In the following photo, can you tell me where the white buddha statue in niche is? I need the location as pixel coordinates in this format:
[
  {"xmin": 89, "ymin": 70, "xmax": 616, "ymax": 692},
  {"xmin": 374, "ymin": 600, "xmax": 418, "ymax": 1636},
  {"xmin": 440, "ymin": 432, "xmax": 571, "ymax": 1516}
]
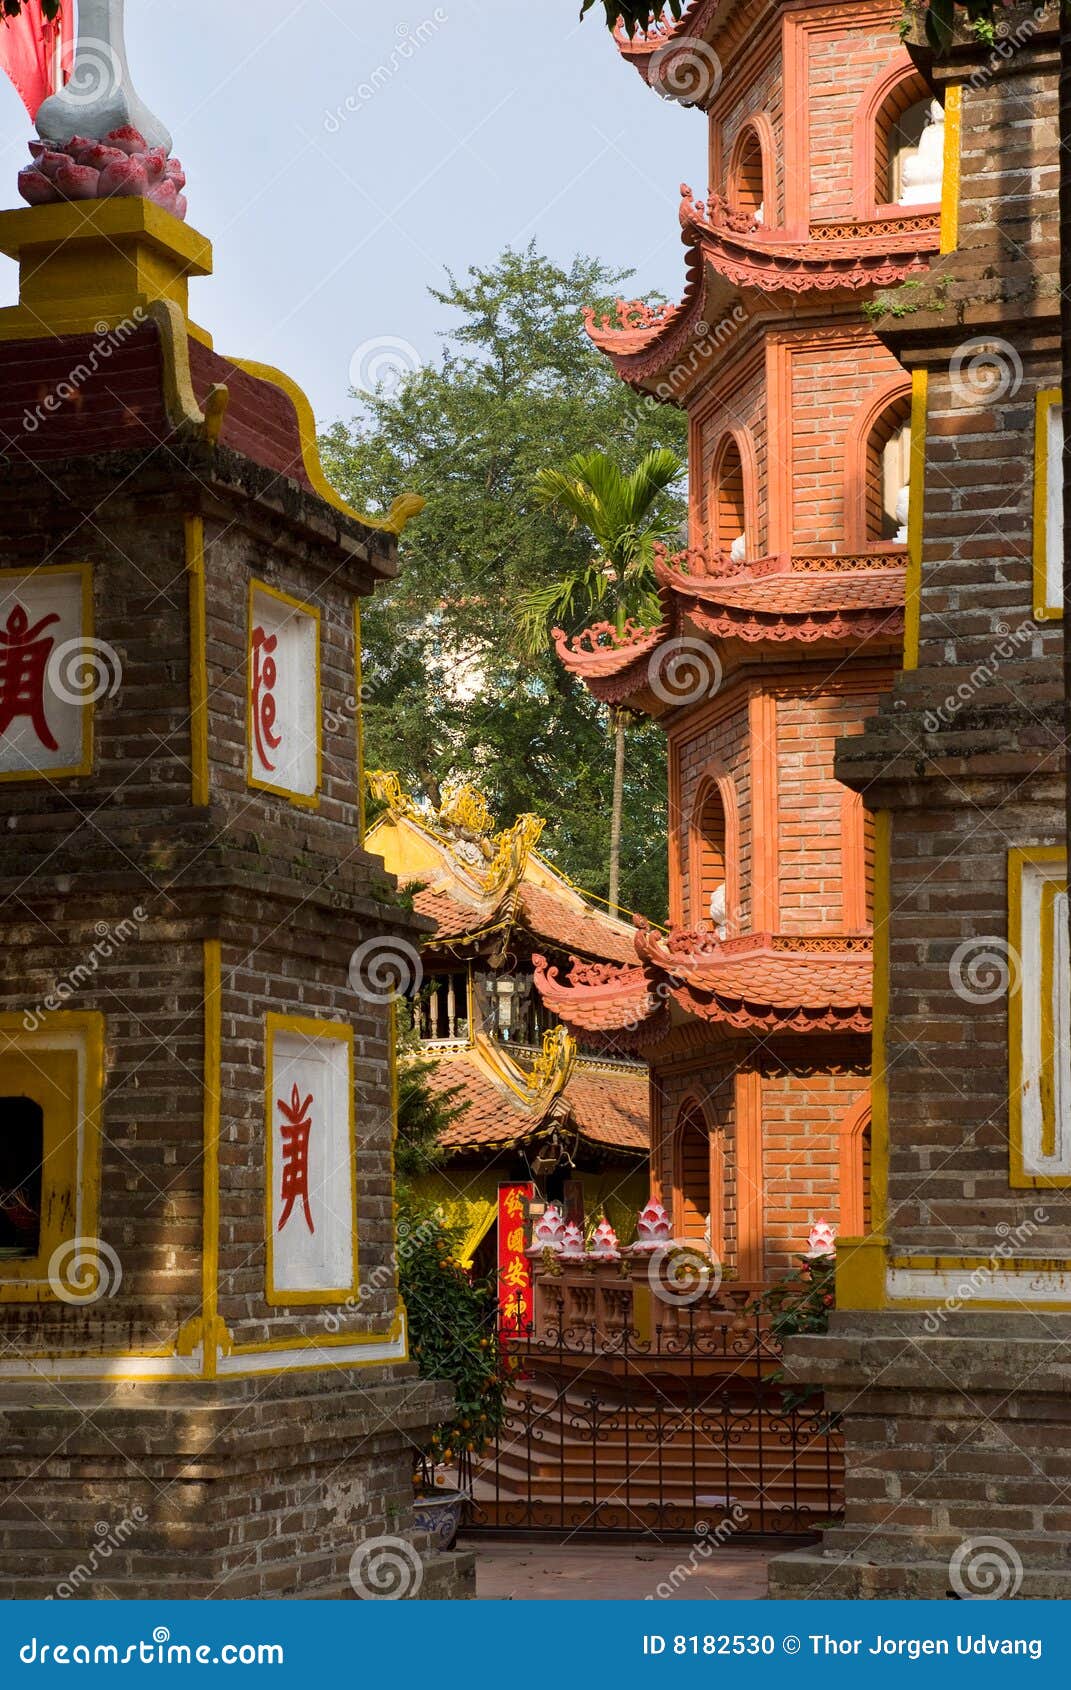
[
  {"xmin": 898, "ymin": 99, "xmax": 945, "ymax": 205},
  {"xmin": 730, "ymin": 532, "xmax": 747, "ymax": 565},
  {"xmin": 709, "ymin": 883, "xmax": 729, "ymax": 940},
  {"xmin": 893, "ymin": 483, "xmax": 910, "ymax": 545}
]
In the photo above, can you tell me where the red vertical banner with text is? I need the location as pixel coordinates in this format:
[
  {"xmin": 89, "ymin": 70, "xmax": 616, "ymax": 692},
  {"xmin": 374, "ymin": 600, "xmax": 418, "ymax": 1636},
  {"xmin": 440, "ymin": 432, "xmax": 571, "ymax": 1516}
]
[{"xmin": 497, "ymin": 1182, "xmax": 534, "ymax": 1334}]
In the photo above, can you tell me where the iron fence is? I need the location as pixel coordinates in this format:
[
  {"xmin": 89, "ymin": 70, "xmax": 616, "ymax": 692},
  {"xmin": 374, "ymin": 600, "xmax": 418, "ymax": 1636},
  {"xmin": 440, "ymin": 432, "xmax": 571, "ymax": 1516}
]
[{"xmin": 457, "ymin": 1304, "xmax": 843, "ymax": 1539}]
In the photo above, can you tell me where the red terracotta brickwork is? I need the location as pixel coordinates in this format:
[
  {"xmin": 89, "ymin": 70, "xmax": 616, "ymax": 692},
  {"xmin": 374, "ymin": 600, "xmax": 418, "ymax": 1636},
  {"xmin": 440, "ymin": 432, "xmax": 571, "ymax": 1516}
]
[
  {"xmin": 777, "ymin": 680, "xmax": 891, "ymax": 932},
  {"xmin": 806, "ymin": 18, "xmax": 903, "ymax": 221},
  {"xmin": 785, "ymin": 334, "xmax": 905, "ymax": 549},
  {"xmin": 761, "ymin": 1068, "xmax": 869, "ymax": 1273},
  {"xmin": 547, "ymin": 0, "xmax": 921, "ymax": 1299}
]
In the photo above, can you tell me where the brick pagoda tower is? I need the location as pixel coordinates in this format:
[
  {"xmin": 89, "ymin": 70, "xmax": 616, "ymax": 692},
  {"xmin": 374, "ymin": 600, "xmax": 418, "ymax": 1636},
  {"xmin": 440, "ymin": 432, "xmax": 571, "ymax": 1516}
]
[
  {"xmin": 540, "ymin": 0, "xmax": 941, "ymax": 1285},
  {"xmin": 0, "ymin": 3, "xmax": 471, "ymax": 1599},
  {"xmin": 771, "ymin": 2, "xmax": 1071, "ymax": 1599}
]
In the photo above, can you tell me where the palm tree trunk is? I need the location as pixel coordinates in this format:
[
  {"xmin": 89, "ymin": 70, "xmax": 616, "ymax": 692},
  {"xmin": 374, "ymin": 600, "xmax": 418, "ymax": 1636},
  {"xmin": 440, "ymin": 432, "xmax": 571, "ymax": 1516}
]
[
  {"xmin": 1063, "ymin": 9, "xmax": 1071, "ymax": 941},
  {"xmin": 609, "ymin": 710, "xmax": 626, "ymax": 916}
]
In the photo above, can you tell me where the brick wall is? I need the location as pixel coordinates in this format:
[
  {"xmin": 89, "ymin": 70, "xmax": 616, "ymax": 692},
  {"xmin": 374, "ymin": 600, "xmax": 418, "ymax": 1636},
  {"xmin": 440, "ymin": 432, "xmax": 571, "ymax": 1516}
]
[
  {"xmin": 0, "ymin": 448, "xmax": 422, "ymax": 1355},
  {"xmin": 786, "ymin": 333, "xmax": 906, "ymax": 550},
  {"xmin": 777, "ymin": 681, "xmax": 889, "ymax": 931},
  {"xmin": 761, "ymin": 1065, "xmax": 869, "ymax": 1272},
  {"xmin": 807, "ymin": 17, "xmax": 903, "ymax": 221}
]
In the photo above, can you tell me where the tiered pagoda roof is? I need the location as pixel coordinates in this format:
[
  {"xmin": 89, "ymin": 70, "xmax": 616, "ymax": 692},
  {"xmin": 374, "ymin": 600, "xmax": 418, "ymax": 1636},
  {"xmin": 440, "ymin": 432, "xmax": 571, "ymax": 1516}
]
[
  {"xmin": 535, "ymin": 929, "xmax": 873, "ymax": 1053},
  {"xmin": 585, "ymin": 189, "xmax": 940, "ymax": 397},
  {"xmin": 552, "ymin": 543, "xmax": 905, "ymax": 710}
]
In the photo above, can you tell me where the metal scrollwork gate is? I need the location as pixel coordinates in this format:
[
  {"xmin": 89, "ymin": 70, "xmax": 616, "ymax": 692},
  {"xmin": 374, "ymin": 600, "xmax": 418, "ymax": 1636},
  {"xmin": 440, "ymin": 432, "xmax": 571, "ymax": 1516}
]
[{"xmin": 459, "ymin": 1307, "xmax": 844, "ymax": 1539}]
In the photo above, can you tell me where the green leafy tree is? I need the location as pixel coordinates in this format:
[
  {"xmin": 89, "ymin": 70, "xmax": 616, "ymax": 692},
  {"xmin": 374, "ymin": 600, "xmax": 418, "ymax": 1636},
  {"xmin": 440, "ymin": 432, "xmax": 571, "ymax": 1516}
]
[
  {"xmin": 320, "ymin": 246, "xmax": 685, "ymax": 921},
  {"xmin": 519, "ymin": 447, "xmax": 683, "ymax": 915},
  {"xmin": 397, "ymin": 1199, "xmax": 510, "ymax": 1475}
]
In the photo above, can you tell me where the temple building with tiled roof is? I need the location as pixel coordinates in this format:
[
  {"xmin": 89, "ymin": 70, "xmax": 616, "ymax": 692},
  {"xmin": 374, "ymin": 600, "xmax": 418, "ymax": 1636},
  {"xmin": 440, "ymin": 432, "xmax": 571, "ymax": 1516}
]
[{"xmin": 366, "ymin": 773, "xmax": 649, "ymax": 1267}]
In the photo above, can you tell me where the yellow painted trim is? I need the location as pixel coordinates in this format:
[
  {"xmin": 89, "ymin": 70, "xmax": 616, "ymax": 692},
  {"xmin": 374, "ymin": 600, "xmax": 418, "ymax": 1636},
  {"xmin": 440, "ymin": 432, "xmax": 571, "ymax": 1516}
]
[
  {"xmin": 185, "ymin": 517, "xmax": 210, "ymax": 806},
  {"xmin": 149, "ymin": 299, "xmax": 206, "ymax": 433},
  {"xmin": 264, "ymin": 1011, "xmax": 358, "ymax": 1307},
  {"xmin": 201, "ymin": 942, "xmax": 222, "ymax": 1377},
  {"xmin": 355, "ymin": 602, "xmax": 366, "ymax": 843},
  {"xmin": 388, "ymin": 1003, "xmax": 410, "ymax": 1353},
  {"xmin": 0, "ymin": 1011, "xmax": 104, "ymax": 1303},
  {"xmin": 890, "ymin": 1252, "xmax": 1071, "ymax": 1275},
  {"xmin": 939, "ymin": 83, "xmax": 961, "ymax": 256},
  {"xmin": 1032, "ymin": 389, "xmax": 1062, "ymax": 621},
  {"xmin": 838, "ymin": 811, "xmax": 892, "ymax": 1311},
  {"xmin": 1009, "ymin": 844, "xmax": 1069, "ymax": 1187},
  {"xmin": 835, "ymin": 1235, "xmax": 888, "ymax": 1311},
  {"xmin": 0, "ymin": 563, "xmax": 93, "ymax": 782},
  {"xmin": 225, "ymin": 356, "xmax": 424, "ymax": 536},
  {"xmin": 0, "ymin": 201, "xmax": 214, "ymax": 345},
  {"xmin": 903, "ymin": 369, "xmax": 928, "ymax": 671},
  {"xmin": 246, "ymin": 578, "xmax": 322, "ymax": 811}
]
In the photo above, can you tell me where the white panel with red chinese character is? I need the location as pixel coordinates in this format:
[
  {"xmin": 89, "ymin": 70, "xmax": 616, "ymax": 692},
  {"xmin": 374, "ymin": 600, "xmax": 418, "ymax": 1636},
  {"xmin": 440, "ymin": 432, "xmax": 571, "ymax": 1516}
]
[
  {"xmin": 0, "ymin": 569, "xmax": 86, "ymax": 776},
  {"xmin": 248, "ymin": 586, "xmax": 319, "ymax": 801},
  {"xmin": 269, "ymin": 1028, "xmax": 355, "ymax": 1298}
]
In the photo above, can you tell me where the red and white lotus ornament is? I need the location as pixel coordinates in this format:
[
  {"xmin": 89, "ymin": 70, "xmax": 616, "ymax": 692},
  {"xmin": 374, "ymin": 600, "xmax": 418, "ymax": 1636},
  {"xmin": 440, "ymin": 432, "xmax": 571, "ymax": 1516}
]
[
  {"xmin": 632, "ymin": 1198, "xmax": 672, "ymax": 1252},
  {"xmin": 806, "ymin": 1219, "xmax": 837, "ymax": 1258}
]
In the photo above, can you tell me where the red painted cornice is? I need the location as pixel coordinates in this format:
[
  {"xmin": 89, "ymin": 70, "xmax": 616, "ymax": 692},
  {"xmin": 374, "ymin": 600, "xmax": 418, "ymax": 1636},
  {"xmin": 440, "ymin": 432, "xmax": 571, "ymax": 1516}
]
[
  {"xmin": 534, "ymin": 928, "xmax": 873, "ymax": 1043},
  {"xmin": 585, "ymin": 194, "xmax": 939, "ymax": 393}
]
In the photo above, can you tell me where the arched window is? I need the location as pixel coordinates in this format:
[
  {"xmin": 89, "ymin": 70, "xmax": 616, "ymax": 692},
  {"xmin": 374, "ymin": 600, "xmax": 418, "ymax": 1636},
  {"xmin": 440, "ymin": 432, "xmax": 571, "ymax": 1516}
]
[
  {"xmin": 694, "ymin": 780, "xmax": 728, "ymax": 934},
  {"xmin": 711, "ymin": 434, "xmax": 748, "ymax": 561},
  {"xmin": 729, "ymin": 125, "xmax": 766, "ymax": 224},
  {"xmin": 876, "ymin": 77, "xmax": 942, "ymax": 207},
  {"xmin": 866, "ymin": 392, "xmax": 912, "ymax": 543},
  {"xmin": 674, "ymin": 1101, "xmax": 723, "ymax": 1254}
]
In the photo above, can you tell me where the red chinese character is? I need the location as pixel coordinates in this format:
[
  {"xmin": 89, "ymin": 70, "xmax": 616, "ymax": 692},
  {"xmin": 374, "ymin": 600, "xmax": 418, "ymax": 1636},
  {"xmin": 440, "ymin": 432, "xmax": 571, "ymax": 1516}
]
[
  {"xmin": 0, "ymin": 603, "xmax": 61, "ymax": 751},
  {"xmin": 251, "ymin": 624, "xmax": 281, "ymax": 773},
  {"xmin": 277, "ymin": 1082, "xmax": 314, "ymax": 1235}
]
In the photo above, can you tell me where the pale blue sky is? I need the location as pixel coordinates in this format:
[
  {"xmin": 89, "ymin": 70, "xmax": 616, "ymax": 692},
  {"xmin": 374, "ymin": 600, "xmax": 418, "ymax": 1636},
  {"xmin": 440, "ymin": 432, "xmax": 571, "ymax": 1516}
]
[{"xmin": 0, "ymin": 0, "xmax": 705, "ymax": 423}]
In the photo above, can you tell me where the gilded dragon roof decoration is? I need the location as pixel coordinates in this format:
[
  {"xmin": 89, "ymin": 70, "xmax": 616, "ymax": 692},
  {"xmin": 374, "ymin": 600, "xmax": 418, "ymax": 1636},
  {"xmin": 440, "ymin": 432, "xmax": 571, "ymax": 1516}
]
[{"xmin": 366, "ymin": 768, "xmax": 544, "ymax": 898}]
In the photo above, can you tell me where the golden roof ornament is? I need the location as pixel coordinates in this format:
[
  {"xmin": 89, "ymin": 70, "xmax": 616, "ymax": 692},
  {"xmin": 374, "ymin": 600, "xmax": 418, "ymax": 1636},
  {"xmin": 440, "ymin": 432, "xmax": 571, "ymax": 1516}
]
[
  {"xmin": 524, "ymin": 1026, "xmax": 578, "ymax": 1102},
  {"xmin": 367, "ymin": 770, "xmax": 545, "ymax": 898},
  {"xmin": 438, "ymin": 779, "xmax": 495, "ymax": 839},
  {"xmin": 366, "ymin": 769, "xmax": 418, "ymax": 818}
]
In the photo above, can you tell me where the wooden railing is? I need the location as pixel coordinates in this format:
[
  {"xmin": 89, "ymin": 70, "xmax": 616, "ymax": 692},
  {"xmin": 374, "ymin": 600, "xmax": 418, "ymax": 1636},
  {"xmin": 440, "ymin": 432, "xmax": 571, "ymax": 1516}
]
[{"xmin": 527, "ymin": 1249, "xmax": 770, "ymax": 1354}]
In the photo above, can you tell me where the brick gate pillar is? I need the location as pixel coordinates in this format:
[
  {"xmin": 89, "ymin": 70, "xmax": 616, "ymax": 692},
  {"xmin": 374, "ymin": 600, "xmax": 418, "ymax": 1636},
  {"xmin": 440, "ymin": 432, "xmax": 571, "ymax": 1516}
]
[
  {"xmin": 0, "ymin": 46, "xmax": 471, "ymax": 1600},
  {"xmin": 771, "ymin": 4, "xmax": 1070, "ymax": 1601}
]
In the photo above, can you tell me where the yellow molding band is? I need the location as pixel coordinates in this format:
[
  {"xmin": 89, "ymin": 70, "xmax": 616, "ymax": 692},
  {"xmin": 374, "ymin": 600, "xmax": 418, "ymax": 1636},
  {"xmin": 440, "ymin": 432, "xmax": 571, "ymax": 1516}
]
[
  {"xmin": 1040, "ymin": 878, "xmax": 1060, "ymax": 1160},
  {"xmin": 940, "ymin": 83, "xmax": 961, "ymax": 256},
  {"xmin": 837, "ymin": 812, "xmax": 892, "ymax": 1311},
  {"xmin": 903, "ymin": 368, "xmax": 928, "ymax": 671},
  {"xmin": 185, "ymin": 517, "xmax": 210, "ymax": 806},
  {"xmin": 225, "ymin": 355, "xmax": 425, "ymax": 537},
  {"xmin": 1032, "ymin": 389, "xmax": 1062, "ymax": 621}
]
